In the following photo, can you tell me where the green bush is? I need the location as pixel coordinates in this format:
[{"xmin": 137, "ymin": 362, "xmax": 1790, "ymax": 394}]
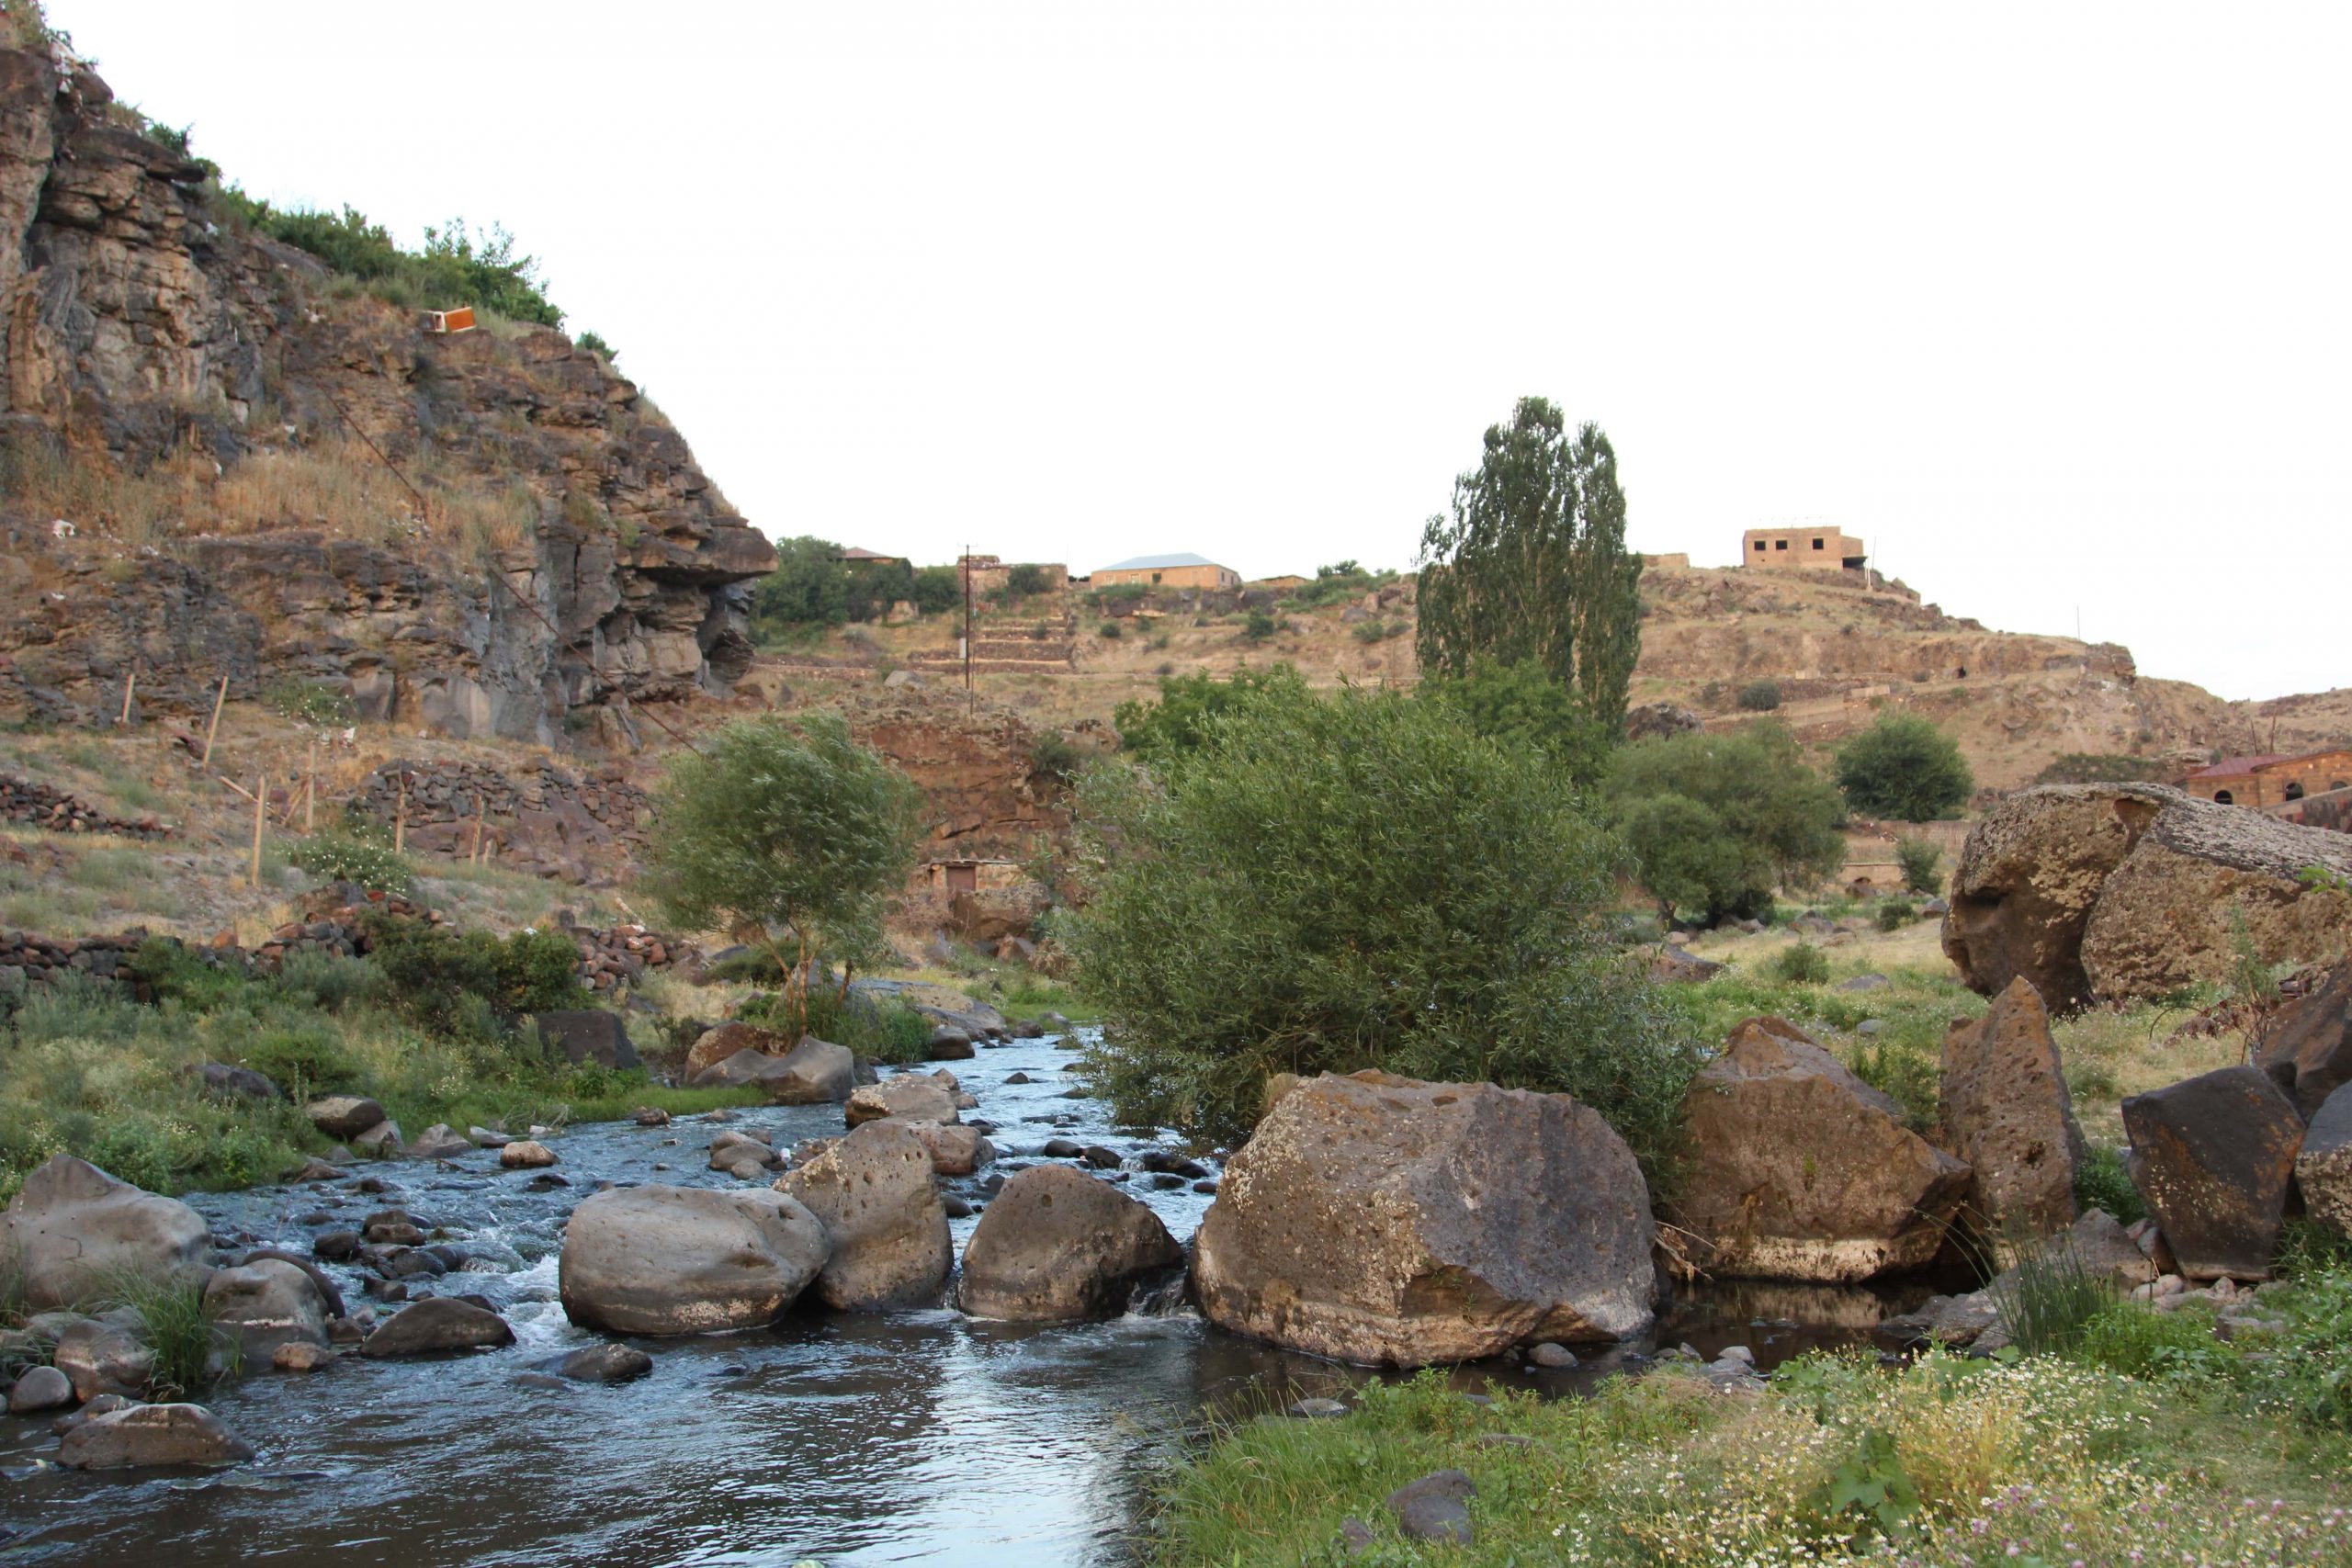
[
  {"xmin": 1350, "ymin": 617, "xmax": 1387, "ymax": 644},
  {"xmin": 910, "ymin": 566, "xmax": 961, "ymax": 615},
  {"xmin": 2073, "ymin": 1143, "xmax": 2144, "ymax": 1224},
  {"xmin": 1005, "ymin": 563, "xmax": 1050, "ymax": 596},
  {"xmin": 363, "ymin": 918, "xmax": 582, "ymax": 1035},
  {"xmin": 1874, "ymin": 898, "xmax": 1915, "ymax": 932},
  {"xmin": 1836, "ymin": 712, "xmax": 1974, "ymax": 820},
  {"xmin": 1769, "ymin": 942, "xmax": 1830, "ymax": 984},
  {"xmin": 1895, "ymin": 835, "xmax": 1942, "ymax": 895},
  {"xmin": 1604, "ymin": 722, "xmax": 1846, "ymax": 925},
  {"xmin": 291, "ymin": 831, "xmax": 413, "ymax": 896},
  {"xmin": 1241, "ymin": 609, "xmax": 1277, "ymax": 643},
  {"xmin": 241, "ymin": 1021, "xmax": 361, "ymax": 1097},
  {"xmin": 1098, "ymin": 619, "xmax": 1124, "ymax": 639},
  {"xmin": 1735, "ymin": 679, "xmax": 1782, "ymax": 712},
  {"xmin": 2075, "ymin": 1299, "xmax": 2227, "ymax": 1381},
  {"xmin": 1114, "ymin": 665, "xmax": 1306, "ymax": 767},
  {"xmin": 210, "ymin": 195, "xmax": 565, "ymax": 326},
  {"xmin": 1422, "ymin": 659, "xmax": 1616, "ymax": 789},
  {"xmin": 572, "ymin": 330, "xmax": 616, "ymax": 361},
  {"xmin": 1069, "ymin": 682, "xmax": 1694, "ymax": 1177},
  {"xmin": 1848, "ymin": 1037, "xmax": 1938, "ymax": 1129}
]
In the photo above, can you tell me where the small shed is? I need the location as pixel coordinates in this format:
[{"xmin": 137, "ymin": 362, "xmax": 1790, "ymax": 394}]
[{"xmin": 424, "ymin": 307, "xmax": 478, "ymax": 334}]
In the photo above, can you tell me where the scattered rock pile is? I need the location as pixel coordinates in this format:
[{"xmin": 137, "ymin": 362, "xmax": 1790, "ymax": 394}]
[{"xmin": 355, "ymin": 760, "xmax": 656, "ymax": 884}]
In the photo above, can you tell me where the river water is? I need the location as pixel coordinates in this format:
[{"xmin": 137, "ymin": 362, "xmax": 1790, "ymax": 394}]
[{"xmin": 1, "ymin": 1031, "xmax": 1922, "ymax": 1566}]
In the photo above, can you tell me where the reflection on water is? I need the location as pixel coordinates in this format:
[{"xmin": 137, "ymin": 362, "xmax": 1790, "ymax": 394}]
[{"xmin": 0, "ymin": 1033, "xmax": 1905, "ymax": 1566}]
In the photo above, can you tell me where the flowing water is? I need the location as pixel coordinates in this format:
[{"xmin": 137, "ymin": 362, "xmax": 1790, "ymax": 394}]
[{"xmin": 0, "ymin": 1032, "xmax": 1927, "ymax": 1566}]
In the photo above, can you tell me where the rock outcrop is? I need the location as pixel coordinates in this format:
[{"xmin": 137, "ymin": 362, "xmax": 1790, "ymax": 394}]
[
  {"xmin": 844, "ymin": 1069, "xmax": 964, "ymax": 1128},
  {"xmin": 958, "ymin": 1166, "xmax": 1182, "ymax": 1323},
  {"xmin": 1945, "ymin": 784, "xmax": 2352, "ymax": 1008},
  {"xmin": 1676, "ymin": 1018, "xmax": 1971, "ymax": 1282},
  {"xmin": 559, "ymin": 1183, "xmax": 830, "ymax": 1335},
  {"xmin": 1939, "ymin": 977, "xmax": 2086, "ymax": 1237},
  {"xmin": 2256, "ymin": 963, "xmax": 2352, "ymax": 1119},
  {"xmin": 57, "ymin": 1403, "xmax": 254, "ymax": 1470},
  {"xmin": 778, "ymin": 1121, "xmax": 953, "ymax": 1310},
  {"xmin": 201, "ymin": 1258, "xmax": 329, "ymax": 1363},
  {"xmin": 0, "ymin": 45, "xmax": 772, "ymax": 742},
  {"xmin": 0, "ymin": 1155, "xmax": 211, "ymax": 1311},
  {"xmin": 691, "ymin": 1035, "xmax": 855, "ymax": 1105},
  {"xmin": 2295, "ymin": 1083, "xmax": 2352, "ymax": 1240},
  {"xmin": 1191, "ymin": 1071, "xmax": 1654, "ymax": 1367},
  {"xmin": 2122, "ymin": 1066, "xmax": 2305, "ymax": 1280}
]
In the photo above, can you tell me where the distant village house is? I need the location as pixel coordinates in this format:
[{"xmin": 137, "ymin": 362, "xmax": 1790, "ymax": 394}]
[
  {"xmin": 1092, "ymin": 552, "xmax": 1241, "ymax": 591},
  {"xmin": 2187, "ymin": 750, "xmax": 2352, "ymax": 808},
  {"xmin": 1743, "ymin": 527, "xmax": 1866, "ymax": 572}
]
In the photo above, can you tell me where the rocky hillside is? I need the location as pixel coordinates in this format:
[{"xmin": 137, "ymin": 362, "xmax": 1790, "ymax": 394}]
[{"xmin": 0, "ymin": 41, "xmax": 772, "ymax": 749}]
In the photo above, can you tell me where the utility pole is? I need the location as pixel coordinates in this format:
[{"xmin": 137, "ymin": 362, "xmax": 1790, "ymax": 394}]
[{"xmin": 962, "ymin": 541, "xmax": 974, "ymax": 720}]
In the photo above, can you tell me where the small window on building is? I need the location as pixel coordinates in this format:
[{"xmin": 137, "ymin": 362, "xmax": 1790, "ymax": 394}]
[
  {"xmin": 2285, "ymin": 781, "xmax": 2306, "ymax": 802},
  {"xmin": 2334, "ymin": 781, "xmax": 2350, "ymax": 793},
  {"xmin": 1812, "ymin": 537, "xmax": 1825, "ymax": 549},
  {"xmin": 1774, "ymin": 539, "xmax": 1788, "ymax": 550},
  {"xmin": 1151, "ymin": 572, "xmax": 1162, "ymax": 584},
  {"xmin": 2213, "ymin": 790, "xmax": 2234, "ymax": 805},
  {"xmin": 1753, "ymin": 540, "xmax": 1766, "ymax": 552}
]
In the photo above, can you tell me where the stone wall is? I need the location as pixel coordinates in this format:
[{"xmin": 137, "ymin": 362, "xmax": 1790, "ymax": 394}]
[
  {"xmin": 0, "ymin": 774, "xmax": 167, "ymax": 838},
  {"xmin": 352, "ymin": 759, "xmax": 653, "ymax": 885}
]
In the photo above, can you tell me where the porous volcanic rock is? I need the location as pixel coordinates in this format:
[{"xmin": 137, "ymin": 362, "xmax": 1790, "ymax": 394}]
[
  {"xmin": 0, "ymin": 1155, "xmax": 211, "ymax": 1312},
  {"xmin": 1944, "ymin": 784, "xmax": 2352, "ymax": 1009},
  {"xmin": 2256, "ymin": 963, "xmax": 2352, "ymax": 1119},
  {"xmin": 1939, "ymin": 977, "xmax": 2086, "ymax": 1238},
  {"xmin": 2295, "ymin": 1083, "xmax": 2352, "ymax": 1241},
  {"xmin": 684, "ymin": 1021, "xmax": 790, "ymax": 1080},
  {"xmin": 1191, "ymin": 1071, "xmax": 1654, "ymax": 1367},
  {"xmin": 537, "ymin": 1010, "xmax": 639, "ymax": 1071},
  {"xmin": 201, "ymin": 1258, "xmax": 329, "ymax": 1362},
  {"xmin": 958, "ymin": 1166, "xmax": 1182, "ymax": 1323},
  {"xmin": 843, "ymin": 1070, "xmax": 963, "ymax": 1128},
  {"xmin": 560, "ymin": 1184, "xmax": 829, "ymax": 1335},
  {"xmin": 58, "ymin": 1403, "xmax": 254, "ymax": 1470},
  {"xmin": 691, "ymin": 1035, "xmax": 856, "ymax": 1105},
  {"xmin": 2122, "ymin": 1066, "xmax": 2305, "ymax": 1280},
  {"xmin": 778, "ymin": 1121, "xmax": 953, "ymax": 1311},
  {"xmin": 1676, "ymin": 1018, "xmax": 1971, "ymax": 1282}
]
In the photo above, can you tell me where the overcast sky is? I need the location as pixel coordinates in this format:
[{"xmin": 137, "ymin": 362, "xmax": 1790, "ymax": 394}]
[{"xmin": 54, "ymin": 1, "xmax": 2350, "ymax": 702}]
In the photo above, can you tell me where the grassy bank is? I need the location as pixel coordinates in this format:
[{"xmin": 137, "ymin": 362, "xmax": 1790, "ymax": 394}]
[{"xmin": 1148, "ymin": 1246, "xmax": 2352, "ymax": 1565}]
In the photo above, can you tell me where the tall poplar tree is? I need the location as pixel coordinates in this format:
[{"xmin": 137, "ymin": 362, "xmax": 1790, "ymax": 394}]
[{"xmin": 1415, "ymin": 398, "xmax": 1644, "ymax": 735}]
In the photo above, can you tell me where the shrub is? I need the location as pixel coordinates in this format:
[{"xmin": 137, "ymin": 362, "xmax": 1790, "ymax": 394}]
[
  {"xmin": 1097, "ymin": 619, "xmax": 1123, "ymax": 639},
  {"xmin": 1069, "ymin": 682, "xmax": 1694, "ymax": 1176},
  {"xmin": 1422, "ymin": 658, "xmax": 1616, "ymax": 789},
  {"xmin": 1241, "ymin": 609, "xmax": 1277, "ymax": 643},
  {"xmin": 2073, "ymin": 1144, "xmax": 2144, "ymax": 1224},
  {"xmin": 572, "ymin": 330, "xmax": 616, "ymax": 361},
  {"xmin": 910, "ymin": 565, "xmax": 961, "ymax": 614},
  {"xmin": 1735, "ymin": 679, "xmax": 1781, "ymax": 712},
  {"xmin": 2075, "ymin": 1299, "xmax": 2225, "ymax": 1380},
  {"xmin": 1114, "ymin": 665, "xmax": 1307, "ymax": 767},
  {"xmin": 1874, "ymin": 898, "xmax": 1915, "ymax": 932},
  {"xmin": 290, "ymin": 831, "xmax": 413, "ymax": 895},
  {"xmin": 1005, "ymin": 563, "xmax": 1050, "ymax": 596},
  {"xmin": 1350, "ymin": 617, "xmax": 1386, "ymax": 644},
  {"xmin": 643, "ymin": 714, "xmax": 921, "ymax": 1036},
  {"xmin": 363, "ymin": 918, "xmax": 582, "ymax": 1034},
  {"xmin": 241, "ymin": 1021, "xmax": 361, "ymax": 1097},
  {"xmin": 1768, "ymin": 942, "xmax": 1830, "ymax": 984},
  {"xmin": 1836, "ymin": 713, "xmax": 1973, "ymax": 820},
  {"xmin": 1894, "ymin": 835, "xmax": 1942, "ymax": 895},
  {"xmin": 212, "ymin": 197, "xmax": 564, "ymax": 326},
  {"xmin": 1603, "ymin": 722, "xmax": 1846, "ymax": 924},
  {"xmin": 1849, "ymin": 1038, "xmax": 1938, "ymax": 1129}
]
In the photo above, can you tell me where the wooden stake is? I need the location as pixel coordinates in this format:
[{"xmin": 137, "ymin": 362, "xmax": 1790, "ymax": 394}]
[
  {"xmin": 250, "ymin": 773, "xmax": 266, "ymax": 889},
  {"xmin": 200, "ymin": 676, "xmax": 228, "ymax": 766},
  {"xmin": 118, "ymin": 670, "xmax": 136, "ymax": 726},
  {"xmin": 216, "ymin": 774, "xmax": 257, "ymax": 804},
  {"xmin": 471, "ymin": 791, "xmax": 488, "ymax": 864},
  {"xmin": 304, "ymin": 738, "xmax": 317, "ymax": 832},
  {"xmin": 394, "ymin": 772, "xmax": 407, "ymax": 853}
]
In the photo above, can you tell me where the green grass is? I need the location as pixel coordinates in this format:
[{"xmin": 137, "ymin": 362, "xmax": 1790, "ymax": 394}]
[{"xmin": 1148, "ymin": 1354, "xmax": 2352, "ymax": 1566}]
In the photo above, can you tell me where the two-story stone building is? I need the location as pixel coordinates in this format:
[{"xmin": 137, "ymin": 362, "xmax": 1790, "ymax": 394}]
[{"xmin": 2187, "ymin": 750, "xmax": 2352, "ymax": 808}]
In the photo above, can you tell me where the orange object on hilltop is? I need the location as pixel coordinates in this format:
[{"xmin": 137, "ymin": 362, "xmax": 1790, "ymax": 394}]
[{"xmin": 424, "ymin": 306, "xmax": 477, "ymax": 333}]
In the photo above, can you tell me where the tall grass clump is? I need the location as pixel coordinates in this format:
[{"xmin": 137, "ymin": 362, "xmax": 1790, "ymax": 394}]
[{"xmin": 1995, "ymin": 1235, "xmax": 2115, "ymax": 1355}]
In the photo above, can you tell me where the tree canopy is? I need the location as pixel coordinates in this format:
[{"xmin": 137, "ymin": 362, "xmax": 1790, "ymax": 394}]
[
  {"xmin": 644, "ymin": 715, "xmax": 922, "ymax": 1031},
  {"xmin": 1603, "ymin": 721, "xmax": 1847, "ymax": 923},
  {"xmin": 1111, "ymin": 665, "xmax": 1308, "ymax": 768},
  {"xmin": 1421, "ymin": 658, "xmax": 1617, "ymax": 790},
  {"xmin": 1837, "ymin": 712, "xmax": 1976, "ymax": 820},
  {"xmin": 1069, "ymin": 681, "xmax": 1692, "ymax": 1173},
  {"xmin": 1415, "ymin": 398, "xmax": 1644, "ymax": 734}
]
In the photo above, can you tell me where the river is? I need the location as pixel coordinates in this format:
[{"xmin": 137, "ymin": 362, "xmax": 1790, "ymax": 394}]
[{"xmin": 0, "ymin": 1030, "xmax": 1924, "ymax": 1566}]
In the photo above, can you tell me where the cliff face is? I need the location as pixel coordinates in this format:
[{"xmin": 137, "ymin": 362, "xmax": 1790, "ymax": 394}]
[{"xmin": 0, "ymin": 45, "xmax": 773, "ymax": 747}]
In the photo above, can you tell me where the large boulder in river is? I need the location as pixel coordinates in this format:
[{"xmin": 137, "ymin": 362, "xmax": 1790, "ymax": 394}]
[
  {"xmin": 1944, "ymin": 784, "xmax": 2352, "ymax": 1009},
  {"xmin": 684, "ymin": 1021, "xmax": 792, "ymax": 1080},
  {"xmin": 0, "ymin": 1156, "xmax": 212, "ymax": 1312},
  {"xmin": 691, "ymin": 1035, "xmax": 856, "ymax": 1104},
  {"xmin": 361, "ymin": 1296, "xmax": 515, "ymax": 1357},
  {"xmin": 2256, "ymin": 963, "xmax": 2352, "ymax": 1118},
  {"xmin": 2294, "ymin": 1083, "xmax": 2352, "ymax": 1241},
  {"xmin": 1676, "ymin": 1018, "xmax": 1971, "ymax": 1281},
  {"xmin": 307, "ymin": 1095, "xmax": 386, "ymax": 1139},
  {"xmin": 959, "ymin": 1166, "xmax": 1182, "ymax": 1322},
  {"xmin": 843, "ymin": 1070, "xmax": 963, "ymax": 1128},
  {"xmin": 58, "ymin": 1403, "xmax": 254, "ymax": 1470},
  {"xmin": 2122, "ymin": 1066, "xmax": 2305, "ymax": 1280},
  {"xmin": 779, "ymin": 1121, "xmax": 953, "ymax": 1310},
  {"xmin": 1939, "ymin": 977, "xmax": 2086, "ymax": 1238},
  {"xmin": 560, "ymin": 1184, "xmax": 830, "ymax": 1335},
  {"xmin": 1191, "ymin": 1071, "xmax": 1654, "ymax": 1367},
  {"xmin": 202, "ymin": 1258, "xmax": 329, "ymax": 1362}
]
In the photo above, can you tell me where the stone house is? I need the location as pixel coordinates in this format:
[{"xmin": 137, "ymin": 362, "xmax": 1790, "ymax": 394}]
[
  {"xmin": 1742, "ymin": 527, "xmax": 1866, "ymax": 572},
  {"xmin": 2187, "ymin": 750, "xmax": 2352, "ymax": 808},
  {"xmin": 1092, "ymin": 553, "xmax": 1241, "ymax": 591}
]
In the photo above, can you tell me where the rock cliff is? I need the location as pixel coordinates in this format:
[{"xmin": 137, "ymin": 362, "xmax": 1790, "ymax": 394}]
[{"xmin": 0, "ymin": 43, "xmax": 772, "ymax": 746}]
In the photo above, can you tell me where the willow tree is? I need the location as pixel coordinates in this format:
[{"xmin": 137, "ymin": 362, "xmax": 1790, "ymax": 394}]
[{"xmin": 1415, "ymin": 399, "xmax": 1644, "ymax": 735}]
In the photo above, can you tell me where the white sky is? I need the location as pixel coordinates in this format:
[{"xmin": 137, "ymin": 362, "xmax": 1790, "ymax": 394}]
[{"xmin": 52, "ymin": 1, "xmax": 2352, "ymax": 702}]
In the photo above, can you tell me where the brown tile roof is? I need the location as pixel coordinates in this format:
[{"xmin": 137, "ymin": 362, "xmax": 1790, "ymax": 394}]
[{"xmin": 2189, "ymin": 750, "xmax": 2352, "ymax": 780}]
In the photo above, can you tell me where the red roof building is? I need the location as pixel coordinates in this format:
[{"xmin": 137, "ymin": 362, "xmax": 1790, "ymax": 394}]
[{"xmin": 2187, "ymin": 750, "xmax": 2352, "ymax": 808}]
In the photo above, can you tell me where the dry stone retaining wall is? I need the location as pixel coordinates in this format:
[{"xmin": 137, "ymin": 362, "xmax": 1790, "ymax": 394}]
[
  {"xmin": 353, "ymin": 760, "xmax": 653, "ymax": 884},
  {"xmin": 0, "ymin": 775, "xmax": 168, "ymax": 839}
]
